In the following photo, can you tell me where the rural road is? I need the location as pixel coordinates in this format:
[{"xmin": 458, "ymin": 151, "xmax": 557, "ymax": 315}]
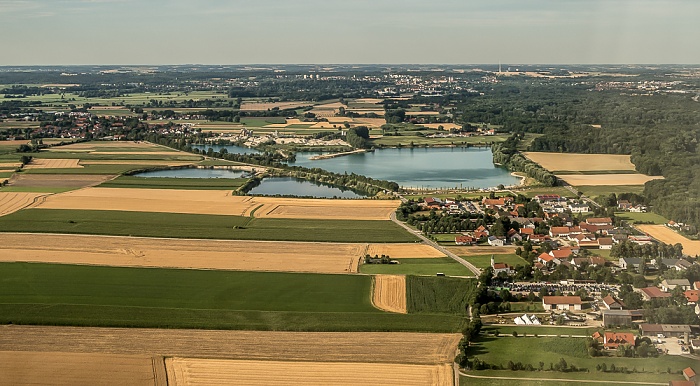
[
  {"xmin": 560, "ymin": 181, "xmax": 601, "ymax": 209},
  {"xmin": 390, "ymin": 212, "xmax": 481, "ymax": 276}
]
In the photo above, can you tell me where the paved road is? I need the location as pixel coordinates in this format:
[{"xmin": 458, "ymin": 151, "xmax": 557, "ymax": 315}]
[{"xmin": 389, "ymin": 212, "xmax": 481, "ymax": 276}]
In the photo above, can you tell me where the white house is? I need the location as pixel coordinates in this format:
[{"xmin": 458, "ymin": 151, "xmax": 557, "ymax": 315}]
[{"xmin": 542, "ymin": 296, "xmax": 583, "ymax": 311}]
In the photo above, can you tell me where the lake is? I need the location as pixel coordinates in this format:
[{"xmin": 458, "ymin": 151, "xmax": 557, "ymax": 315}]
[
  {"xmin": 292, "ymin": 147, "xmax": 519, "ymax": 189},
  {"xmin": 248, "ymin": 177, "xmax": 365, "ymax": 198},
  {"xmin": 134, "ymin": 168, "xmax": 247, "ymax": 179}
]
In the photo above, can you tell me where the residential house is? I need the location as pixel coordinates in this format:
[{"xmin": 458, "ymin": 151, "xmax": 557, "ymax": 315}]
[
  {"xmin": 549, "ymin": 226, "xmax": 571, "ymax": 238},
  {"xmin": 592, "ymin": 331, "xmax": 636, "ymax": 349},
  {"xmin": 661, "ymin": 279, "xmax": 691, "ymax": 292},
  {"xmin": 550, "ymin": 247, "xmax": 577, "ymax": 260},
  {"xmin": 535, "ymin": 194, "xmax": 564, "ymax": 204},
  {"xmin": 507, "ymin": 228, "xmax": 523, "ymax": 243},
  {"xmin": 424, "ymin": 197, "xmax": 443, "ymax": 208},
  {"xmin": 618, "ymin": 200, "xmax": 633, "ymax": 210},
  {"xmin": 528, "ymin": 235, "xmax": 551, "ymax": 244},
  {"xmin": 639, "ymin": 286, "xmax": 672, "ymax": 301},
  {"xmin": 603, "ymin": 295, "xmax": 624, "ymax": 310},
  {"xmin": 487, "ymin": 236, "xmax": 505, "ymax": 247},
  {"xmin": 455, "ymin": 235, "xmax": 476, "ymax": 246},
  {"xmin": 598, "ymin": 237, "xmax": 614, "ymax": 250},
  {"xmin": 537, "ymin": 253, "xmax": 556, "ymax": 265},
  {"xmin": 586, "ymin": 217, "xmax": 613, "ymax": 226},
  {"xmin": 491, "ymin": 256, "xmax": 514, "ymax": 276},
  {"xmin": 569, "ymin": 203, "xmax": 589, "ymax": 213},
  {"xmin": 542, "ymin": 296, "xmax": 583, "ymax": 311},
  {"xmin": 628, "ymin": 235, "xmax": 654, "ymax": 245},
  {"xmin": 619, "ymin": 257, "xmax": 642, "ymax": 270},
  {"xmin": 684, "ymin": 290, "xmax": 698, "ymax": 305},
  {"xmin": 682, "ymin": 367, "xmax": 697, "ymax": 384},
  {"xmin": 588, "ymin": 256, "xmax": 606, "ymax": 267}
]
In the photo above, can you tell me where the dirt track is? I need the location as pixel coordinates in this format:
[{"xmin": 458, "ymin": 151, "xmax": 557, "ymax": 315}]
[
  {"xmin": 36, "ymin": 187, "xmax": 399, "ymax": 220},
  {"xmin": 373, "ymin": 275, "xmax": 407, "ymax": 314},
  {"xmin": 0, "ymin": 325, "xmax": 460, "ymax": 365},
  {"xmin": 0, "ymin": 351, "xmax": 161, "ymax": 386},
  {"xmin": 167, "ymin": 358, "xmax": 452, "ymax": 386},
  {"xmin": 637, "ymin": 224, "xmax": 700, "ymax": 256}
]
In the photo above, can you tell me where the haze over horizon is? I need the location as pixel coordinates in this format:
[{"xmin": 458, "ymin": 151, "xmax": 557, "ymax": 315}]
[{"xmin": 1, "ymin": 0, "xmax": 698, "ymax": 66}]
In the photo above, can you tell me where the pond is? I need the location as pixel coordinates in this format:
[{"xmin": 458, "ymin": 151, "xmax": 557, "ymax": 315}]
[
  {"xmin": 291, "ymin": 147, "xmax": 519, "ymax": 189},
  {"xmin": 133, "ymin": 168, "xmax": 247, "ymax": 179},
  {"xmin": 248, "ymin": 177, "xmax": 365, "ymax": 198}
]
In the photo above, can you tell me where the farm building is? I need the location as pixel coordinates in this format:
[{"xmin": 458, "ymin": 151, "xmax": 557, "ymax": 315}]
[
  {"xmin": 592, "ymin": 331, "xmax": 636, "ymax": 350},
  {"xmin": 602, "ymin": 295, "xmax": 623, "ymax": 310},
  {"xmin": 542, "ymin": 296, "xmax": 582, "ymax": 311},
  {"xmin": 639, "ymin": 324, "xmax": 692, "ymax": 338},
  {"xmin": 602, "ymin": 309, "xmax": 644, "ymax": 327},
  {"xmin": 639, "ymin": 286, "xmax": 672, "ymax": 301}
]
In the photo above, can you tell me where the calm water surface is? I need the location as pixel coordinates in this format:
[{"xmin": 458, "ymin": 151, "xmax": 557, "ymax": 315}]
[{"xmin": 248, "ymin": 177, "xmax": 364, "ymax": 198}]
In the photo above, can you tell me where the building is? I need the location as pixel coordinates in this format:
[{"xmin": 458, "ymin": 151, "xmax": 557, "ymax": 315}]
[
  {"xmin": 491, "ymin": 255, "xmax": 514, "ymax": 275},
  {"xmin": 569, "ymin": 203, "xmax": 589, "ymax": 213},
  {"xmin": 684, "ymin": 290, "xmax": 699, "ymax": 305},
  {"xmin": 669, "ymin": 381, "xmax": 695, "ymax": 386},
  {"xmin": 586, "ymin": 217, "xmax": 613, "ymax": 226},
  {"xmin": 661, "ymin": 279, "xmax": 691, "ymax": 292},
  {"xmin": 487, "ymin": 236, "xmax": 505, "ymax": 247},
  {"xmin": 682, "ymin": 367, "xmax": 696, "ymax": 384},
  {"xmin": 592, "ymin": 331, "xmax": 636, "ymax": 349},
  {"xmin": 602, "ymin": 309, "xmax": 644, "ymax": 327},
  {"xmin": 602, "ymin": 295, "xmax": 623, "ymax": 310},
  {"xmin": 619, "ymin": 257, "xmax": 642, "ymax": 270},
  {"xmin": 598, "ymin": 237, "xmax": 614, "ymax": 249},
  {"xmin": 639, "ymin": 286, "xmax": 672, "ymax": 301},
  {"xmin": 455, "ymin": 235, "xmax": 476, "ymax": 245},
  {"xmin": 639, "ymin": 324, "xmax": 692, "ymax": 338},
  {"xmin": 542, "ymin": 296, "xmax": 583, "ymax": 311}
]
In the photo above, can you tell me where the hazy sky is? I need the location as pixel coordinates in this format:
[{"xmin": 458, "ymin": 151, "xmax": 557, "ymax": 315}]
[{"xmin": 1, "ymin": 0, "xmax": 698, "ymax": 65}]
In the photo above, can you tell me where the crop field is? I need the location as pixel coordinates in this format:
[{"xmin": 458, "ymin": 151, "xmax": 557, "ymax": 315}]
[
  {"xmin": 576, "ymin": 185, "xmax": 646, "ymax": 198},
  {"xmin": 361, "ymin": 258, "xmax": 475, "ymax": 277},
  {"xmin": 407, "ymin": 276, "xmax": 476, "ymax": 314},
  {"xmin": 7, "ymin": 173, "xmax": 115, "ymax": 189},
  {"xmin": 365, "ymin": 243, "xmax": 445, "ymax": 258},
  {"xmin": 464, "ymin": 336, "xmax": 698, "ymax": 384},
  {"xmin": 32, "ymin": 187, "xmax": 400, "ymax": 220},
  {"xmin": 0, "ymin": 192, "xmax": 47, "ymax": 216},
  {"xmin": 558, "ymin": 174, "xmax": 663, "ymax": 186},
  {"xmin": 98, "ymin": 176, "xmax": 249, "ymax": 190},
  {"xmin": 239, "ymin": 101, "xmax": 313, "ymax": 111},
  {"xmin": 463, "ymin": 254, "xmax": 528, "ymax": 269},
  {"xmin": 0, "ymin": 233, "xmax": 370, "ymax": 274},
  {"xmin": 0, "ymin": 351, "xmax": 161, "ymax": 386},
  {"xmin": 166, "ymin": 358, "xmax": 452, "ymax": 386},
  {"xmin": 79, "ymin": 160, "xmax": 196, "ymax": 166},
  {"xmin": 372, "ymin": 275, "xmax": 407, "ymax": 314},
  {"xmin": 637, "ymin": 224, "xmax": 700, "ymax": 256},
  {"xmin": 0, "ymin": 325, "xmax": 461, "ymax": 364},
  {"xmin": 615, "ymin": 211, "xmax": 668, "ymax": 225},
  {"xmin": 522, "ymin": 152, "xmax": 637, "ymax": 172},
  {"xmin": 23, "ymin": 158, "xmax": 82, "ymax": 169},
  {"xmin": 0, "ymin": 209, "xmax": 417, "ymax": 243},
  {"xmin": 446, "ymin": 246, "xmax": 517, "ymax": 256}
]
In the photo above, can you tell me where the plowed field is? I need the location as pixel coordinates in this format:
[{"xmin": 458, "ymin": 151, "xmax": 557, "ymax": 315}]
[
  {"xmin": 0, "ymin": 325, "xmax": 461, "ymax": 365},
  {"xmin": 166, "ymin": 358, "xmax": 452, "ymax": 386},
  {"xmin": 373, "ymin": 275, "xmax": 407, "ymax": 314}
]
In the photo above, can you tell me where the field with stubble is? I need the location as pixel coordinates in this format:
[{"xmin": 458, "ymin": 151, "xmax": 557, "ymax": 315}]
[
  {"xmin": 166, "ymin": 358, "xmax": 452, "ymax": 386},
  {"xmin": 0, "ymin": 192, "xmax": 47, "ymax": 215},
  {"xmin": 522, "ymin": 152, "xmax": 637, "ymax": 172},
  {"xmin": 373, "ymin": 275, "xmax": 407, "ymax": 314},
  {"xmin": 637, "ymin": 224, "xmax": 700, "ymax": 256}
]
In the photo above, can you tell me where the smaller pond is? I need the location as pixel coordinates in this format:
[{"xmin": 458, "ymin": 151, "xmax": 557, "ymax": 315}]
[
  {"xmin": 248, "ymin": 177, "xmax": 366, "ymax": 198},
  {"xmin": 134, "ymin": 168, "xmax": 247, "ymax": 179},
  {"xmin": 191, "ymin": 144, "xmax": 260, "ymax": 155}
]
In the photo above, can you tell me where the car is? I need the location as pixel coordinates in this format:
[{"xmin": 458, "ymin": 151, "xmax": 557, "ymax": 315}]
[{"xmin": 657, "ymin": 334, "xmax": 665, "ymax": 339}]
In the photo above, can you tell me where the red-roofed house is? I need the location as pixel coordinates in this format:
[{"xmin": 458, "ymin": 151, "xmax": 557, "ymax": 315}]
[
  {"xmin": 603, "ymin": 295, "xmax": 623, "ymax": 310},
  {"xmin": 586, "ymin": 217, "xmax": 613, "ymax": 226},
  {"xmin": 550, "ymin": 226, "xmax": 571, "ymax": 237},
  {"xmin": 639, "ymin": 286, "xmax": 672, "ymax": 301},
  {"xmin": 537, "ymin": 253, "xmax": 555, "ymax": 265},
  {"xmin": 592, "ymin": 331, "xmax": 636, "ymax": 349},
  {"xmin": 455, "ymin": 235, "xmax": 476, "ymax": 246},
  {"xmin": 682, "ymin": 367, "xmax": 696, "ymax": 383},
  {"xmin": 550, "ymin": 248, "xmax": 576, "ymax": 260},
  {"xmin": 543, "ymin": 296, "xmax": 583, "ymax": 311},
  {"xmin": 684, "ymin": 290, "xmax": 699, "ymax": 305}
]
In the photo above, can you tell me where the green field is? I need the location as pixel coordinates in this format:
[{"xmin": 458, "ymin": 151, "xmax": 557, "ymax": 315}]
[
  {"xmin": 576, "ymin": 185, "xmax": 645, "ymax": 198},
  {"xmin": 615, "ymin": 211, "xmax": 668, "ymax": 225},
  {"xmin": 99, "ymin": 175, "xmax": 249, "ymax": 190},
  {"xmin": 465, "ymin": 336, "xmax": 696, "ymax": 384},
  {"xmin": 483, "ymin": 325, "xmax": 597, "ymax": 336},
  {"xmin": 460, "ymin": 376, "xmax": 650, "ymax": 386},
  {"xmin": 508, "ymin": 302, "xmax": 545, "ymax": 312},
  {"xmin": 0, "ymin": 209, "xmax": 418, "ymax": 243},
  {"xmin": 0, "ymin": 186, "xmax": 75, "ymax": 193},
  {"xmin": 406, "ymin": 275, "xmax": 476, "ymax": 314},
  {"xmin": 511, "ymin": 186, "xmax": 574, "ymax": 198},
  {"xmin": 19, "ymin": 164, "xmax": 170, "ymax": 175},
  {"xmin": 360, "ymin": 258, "xmax": 475, "ymax": 277},
  {"xmin": 463, "ymin": 254, "xmax": 527, "ymax": 269},
  {"xmin": 0, "ymin": 262, "xmax": 461, "ymax": 332}
]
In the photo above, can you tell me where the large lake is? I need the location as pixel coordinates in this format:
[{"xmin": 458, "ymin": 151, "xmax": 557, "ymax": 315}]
[
  {"xmin": 248, "ymin": 177, "xmax": 364, "ymax": 198},
  {"xmin": 192, "ymin": 144, "xmax": 518, "ymax": 189}
]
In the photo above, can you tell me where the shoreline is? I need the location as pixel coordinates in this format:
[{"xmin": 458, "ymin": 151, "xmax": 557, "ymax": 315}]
[{"xmin": 309, "ymin": 148, "xmax": 371, "ymax": 160}]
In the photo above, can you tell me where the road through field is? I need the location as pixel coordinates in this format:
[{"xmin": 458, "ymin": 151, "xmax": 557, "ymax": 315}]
[{"xmin": 0, "ymin": 325, "xmax": 460, "ymax": 365}]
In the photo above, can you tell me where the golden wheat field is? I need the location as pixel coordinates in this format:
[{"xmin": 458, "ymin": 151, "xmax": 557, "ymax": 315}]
[
  {"xmin": 0, "ymin": 326, "xmax": 461, "ymax": 365},
  {"xmin": 0, "ymin": 192, "xmax": 47, "ymax": 216},
  {"xmin": 557, "ymin": 174, "xmax": 663, "ymax": 186},
  {"xmin": 23, "ymin": 158, "xmax": 83, "ymax": 169},
  {"xmin": 372, "ymin": 275, "xmax": 407, "ymax": 314},
  {"xmin": 366, "ymin": 243, "xmax": 446, "ymax": 258},
  {"xmin": 8, "ymin": 174, "xmax": 115, "ymax": 188},
  {"xmin": 522, "ymin": 152, "xmax": 637, "ymax": 171},
  {"xmin": 637, "ymin": 225, "xmax": 700, "ymax": 256},
  {"xmin": 166, "ymin": 358, "xmax": 452, "ymax": 386}
]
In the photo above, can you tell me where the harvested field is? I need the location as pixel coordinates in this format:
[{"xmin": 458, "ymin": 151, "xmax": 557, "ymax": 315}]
[
  {"xmin": 240, "ymin": 101, "xmax": 311, "ymax": 111},
  {"xmin": 446, "ymin": 246, "xmax": 517, "ymax": 256},
  {"xmin": 353, "ymin": 117, "xmax": 387, "ymax": 127},
  {"xmin": 0, "ymin": 192, "xmax": 46, "ymax": 216},
  {"xmin": 523, "ymin": 152, "xmax": 636, "ymax": 172},
  {"xmin": 79, "ymin": 160, "xmax": 196, "ymax": 166},
  {"xmin": 558, "ymin": 174, "xmax": 663, "ymax": 186},
  {"xmin": 253, "ymin": 197, "xmax": 399, "ymax": 220},
  {"xmin": 0, "ymin": 351, "xmax": 161, "ymax": 386},
  {"xmin": 0, "ymin": 162, "xmax": 21, "ymax": 168},
  {"xmin": 0, "ymin": 233, "xmax": 365, "ymax": 274},
  {"xmin": 0, "ymin": 325, "xmax": 461, "ymax": 364},
  {"xmin": 373, "ymin": 275, "xmax": 407, "ymax": 314},
  {"xmin": 637, "ymin": 225, "xmax": 700, "ymax": 256},
  {"xmin": 8, "ymin": 174, "xmax": 115, "ymax": 188},
  {"xmin": 89, "ymin": 151, "xmax": 188, "ymax": 156},
  {"xmin": 367, "ymin": 243, "xmax": 445, "ymax": 258},
  {"xmin": 35, "ymin": 188, "xmax": 400, "ymax": 219},
  {"xmin": 23, "ymin": 158, "xmax": 82, "ymax": 169},
  {"xmin": 354, "ymin": 98, "xmax": 384, "ymax": 104},
  {"xmin": 167, "ymin": 358, "xmax": 451, "ymax": 386},
  {"xmin": 48, "ymin": 141, "xmax": 163, "ymax": 151}
]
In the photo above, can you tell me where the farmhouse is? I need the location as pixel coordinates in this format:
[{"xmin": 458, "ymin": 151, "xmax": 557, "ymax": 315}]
[
  {"xmin": 455, "ymin": 235, "xmax": 476, "ymax": 246},
  {"xmin": 592, "ymin": 331, "xmax": 636, "ymax": 350},
  {"xmin": 542, "ymin": 296, "xmax": 582, "ymax": 311},
  {"xmin": 602, "ymin": 295, "xmax": 623, "ymax": 310},
  {"xmin": 639, "ymin": 286, "xmax": 672, "ymax": 301},
  {"xmin": 602, "ymin": 309, "xmax": 644, "ymax": 327},
  {"xmin": 639, "ymin": 324, "xmax": 692, "ymax": 338}
]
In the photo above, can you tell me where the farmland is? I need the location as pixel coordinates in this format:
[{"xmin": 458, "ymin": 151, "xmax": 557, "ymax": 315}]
[
  {"xmin": 98, "ymin": 175, "xmax": 249, "ymax": 190},
  {"xmin": 637, "ymin": 224, "xmax": 700, "ymax": 256},
  {"xmin": 615, "ymin": 211, "xmax": 669, "ymax": 225},
  {"xmin": 557, "ymin": 174, "xmax": 663, "ymax": 186},
  {"xmin": 462, "ymin": 254, "xmax": 528, "ymax": 269},
  {"xmin": 407, "ymin": 276, "xmax": 476, "ymax": 314},
  {"xmin": 372, "ymin": 275, "xmax": 407, "ymax": 314},
  {"xmin": 166, "ymin": 358, "xmax": 452, "ymax": 386},
  {"xmin": 522, "ymin": 152, "xmax": 637, "ymax": 172},
  {"xmin": 361, "ymin": 258, "xmax": 475, "ymax": 276},
  {"xmin": 0, "ymin": 209, "xmax": 417, "ymax": 243},
  {"xmin": 0, "ymin": 192, "xmax": 47, "ymax": 215}
]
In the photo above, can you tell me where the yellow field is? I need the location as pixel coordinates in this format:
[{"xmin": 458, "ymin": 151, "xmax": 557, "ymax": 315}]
[
  {"xmin": 419, "ymin": 123, "xmax": 461, "ymax": 130},
  {"xmin": 240, "ymin": 101, "xmax": 312, "ymax": 111},
  {"xmin": 36, "ymin": 188, "xmax": 399, "ymax": 219},
  {"xmin": 522, "ymin": 152, "xmax": 636, "ymax": 171},
  {"xmin": 637, "ymin": 225, "xmax": 700, "ymax": 256},
  {"xmin": 372, "ymin": 275, "xmax": 407, "ymax": 314},
  {"xmin": 79, "ymin": 160, "xmax": 196, "ymax": 166},
  {"xmin": 366, "ymin": 243, "xmax": 445, "ymax": 258},
  {"xmin": 0, "ymin": 325, "xmax": 461, "ymax": 365},
  {"xmin": 0, "ymin": 192, "xmax": 47, "ymax": 216},
  {"xmin": 0, "ymin": 351, "xmax": 162, "ymax": 386},
  {"xmin": 0, "ymin": 162, "xmax": 21, "ymax": 168},
  {"xmin": 47, "ymin": 141, "xmax": 166, "ymax": 151},
  {"xmin": 7, "ymin": 174, "xmax": 115, "ymax": 188},
  {"xmin": 23, "ymin": 158, "xmax": 82, "ymax": 169},
  {"xmin": 353, "ymin": 117, "xmax": 388, "ymax": 127},
  {"xmin": 558, "ymin": 174, "xmax": 663, "ymax": 186},
  {"xmin": 166, "ymin": 358, "xmax": 451, "ymax": 386}
]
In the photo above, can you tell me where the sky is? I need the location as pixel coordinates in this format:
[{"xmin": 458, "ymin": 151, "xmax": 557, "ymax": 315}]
[{"xmin": 0, "ymin": 0, "xmax": 698, "ymax": 65}]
